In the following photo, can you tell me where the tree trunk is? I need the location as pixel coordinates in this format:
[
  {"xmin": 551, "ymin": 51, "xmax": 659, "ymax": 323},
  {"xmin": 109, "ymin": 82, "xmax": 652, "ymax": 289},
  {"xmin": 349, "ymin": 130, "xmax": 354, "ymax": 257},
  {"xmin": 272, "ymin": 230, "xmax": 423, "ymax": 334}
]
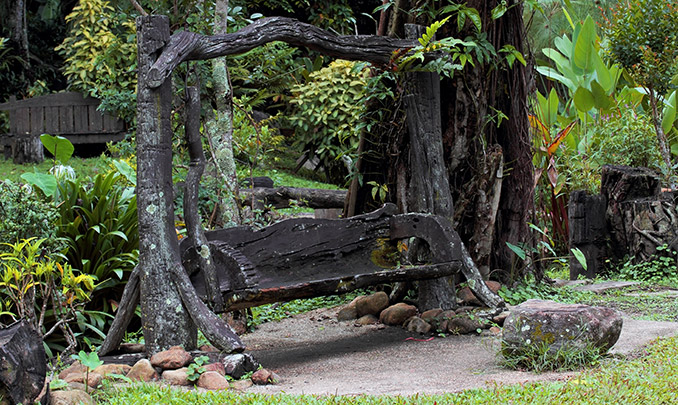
[
  {"xmin": 404, "ymin": 24, "xmax": 457, "ymax": 311},
  {"xmin": 136, "ymin": 15, "xmax": 197, "ymax": 355},
  {"xmin": 12, "ymin": 135, "xmax": 43, "ymax": 164},
  {"xmin": 206, "ymin": 0, "xmax": 241, "ymax": 227}
]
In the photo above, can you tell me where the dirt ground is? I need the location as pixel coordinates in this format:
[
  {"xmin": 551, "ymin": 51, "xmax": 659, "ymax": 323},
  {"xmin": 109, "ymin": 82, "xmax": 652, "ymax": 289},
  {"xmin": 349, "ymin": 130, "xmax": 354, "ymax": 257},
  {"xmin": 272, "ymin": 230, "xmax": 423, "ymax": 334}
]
[{"xmin": 240, "ymin": 306, "xmax": 678, "ymax": 396}]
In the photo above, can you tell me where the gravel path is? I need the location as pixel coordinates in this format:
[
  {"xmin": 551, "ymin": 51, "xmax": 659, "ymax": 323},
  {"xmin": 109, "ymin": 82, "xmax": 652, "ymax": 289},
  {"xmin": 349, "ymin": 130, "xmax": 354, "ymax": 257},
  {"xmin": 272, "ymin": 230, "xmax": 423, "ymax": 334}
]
[{"xmin": 240, "ymin": 306, "xmax": 678, "ymax": 396}]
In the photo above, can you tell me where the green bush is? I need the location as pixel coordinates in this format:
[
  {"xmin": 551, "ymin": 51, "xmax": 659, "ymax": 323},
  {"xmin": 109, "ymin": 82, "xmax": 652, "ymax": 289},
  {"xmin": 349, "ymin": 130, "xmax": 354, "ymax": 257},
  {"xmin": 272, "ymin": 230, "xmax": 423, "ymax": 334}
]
[
  {"xmin": 55, "ymin": 0, "xmax": 137, "ymax": 122},
  {"xmin": 56, "ymin": 171, "xmax": 139, "ymax": 314},
  {"xmin": 0, "ymin": 180, "xmax": 62, "ymax": 253},
  {"xmin": 288, "ymin": 60, "xmax": 368, "ymax": 184},
  {"xmin": 0, "ymin": 238, "xmax": 95, "ymax": 356},
  {"xmin": 591, "ymin": 112, "xmax": 664, "ymax": 170}
]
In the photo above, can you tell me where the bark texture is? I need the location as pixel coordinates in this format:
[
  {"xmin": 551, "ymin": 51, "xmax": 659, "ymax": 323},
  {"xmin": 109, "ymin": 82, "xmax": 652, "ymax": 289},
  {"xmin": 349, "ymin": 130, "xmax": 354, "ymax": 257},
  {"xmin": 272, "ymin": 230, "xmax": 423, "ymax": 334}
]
[
  {"xmin": 136, "ymin": 15, "xmax": 197, "ymax": 355},
  {"xmin": 147, "ymin": 17, "xmax": 417, "ymax": 88},
  {"xmin": 404, "ymin": 24, "xmax": 457, "ymax": 311}
]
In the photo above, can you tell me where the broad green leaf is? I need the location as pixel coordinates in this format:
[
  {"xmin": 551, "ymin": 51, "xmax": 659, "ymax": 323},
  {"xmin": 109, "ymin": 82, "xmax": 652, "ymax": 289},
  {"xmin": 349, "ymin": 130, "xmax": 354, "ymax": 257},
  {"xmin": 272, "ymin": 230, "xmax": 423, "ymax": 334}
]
[
  {"xmin": 554, "ymin": 35, "xmax": 572, "ymax": 59},
  {"xmin": 592, "ymin": 52, "xmax": 613, "ymax": 93},
  {"xmin": 112, "ymin": 159, "xmax": 136, "ymax": 186},
  {"xmin": 573, "ymin": 86, "xmax": 595, "ymax": 112},
  {"xmin": 536, "ymin": 66, "xmax": 575, "ymax": 91},
  {"xmin": 571, "ymin": 248, "xmax": 588, "ymax": 271},
  {"xmin": 590, "ymin": 80, "xmax": 611, "ymax": 110},
  {"xmin": 546, "ymin": 88, "xmax": 560, "ymax": 127},
  {"xmin": 573, "ymin": 16, "xmax": 596, "ymax": 73},
  {"xmin": 662, "ymin": 90, "xmax": 677, "ymax": 134},
  {"xmin": 40, "ymin": 134, "xmax": 74, "ymax": 163},
  {"xmin": 506, "ymin": 242, "xmax": 526, "ymax": 260},
  {"xmin": 21, "ymin": 172, "xmax": 57, "ymax": 197},
  {"xmin": 491, "ymin": 3, "xmax": 507, "ymax": 20}
]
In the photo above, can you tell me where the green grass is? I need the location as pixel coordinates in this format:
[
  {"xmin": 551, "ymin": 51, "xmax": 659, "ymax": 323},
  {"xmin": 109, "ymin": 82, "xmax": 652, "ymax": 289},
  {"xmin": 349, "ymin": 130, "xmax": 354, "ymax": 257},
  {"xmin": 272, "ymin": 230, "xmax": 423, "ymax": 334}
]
[
  {"xmin": 94, "ymin": 335, "xmax": 678, "ymax": 404},
  {"xmin": 249, "ymin": 291, "xmax": 365, "ymax": 327},
  {"xmin": 0, "ymin": 155, "xmax": 108, "ymax": 182}
]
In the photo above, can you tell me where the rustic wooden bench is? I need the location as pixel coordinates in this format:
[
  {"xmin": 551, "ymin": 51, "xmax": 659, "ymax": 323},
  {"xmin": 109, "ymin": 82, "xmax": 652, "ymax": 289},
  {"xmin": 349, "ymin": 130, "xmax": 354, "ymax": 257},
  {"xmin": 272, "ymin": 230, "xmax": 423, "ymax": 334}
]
[
  {"xmin": 0, "ymin": 92, "xmax": 126, "ymax": 163},
  {"xmin": 180, "ymin": 203, "xmax": 503, "ymax": 312}
]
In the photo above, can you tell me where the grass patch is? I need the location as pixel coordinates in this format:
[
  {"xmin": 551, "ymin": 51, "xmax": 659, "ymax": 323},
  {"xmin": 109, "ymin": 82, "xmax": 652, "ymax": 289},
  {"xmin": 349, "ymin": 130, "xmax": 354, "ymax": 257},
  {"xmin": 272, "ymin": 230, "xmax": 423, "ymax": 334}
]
[
  {"xmin": 249, "ymin": 291, "xmax": 365, "ymax": 327},
  {"xmin": 0, "ymin": 155, "xmax": 107, "ymax": 182},
  {"xmin": 95, "ymin": 335, "xmax": 678, "ymax": 404}
]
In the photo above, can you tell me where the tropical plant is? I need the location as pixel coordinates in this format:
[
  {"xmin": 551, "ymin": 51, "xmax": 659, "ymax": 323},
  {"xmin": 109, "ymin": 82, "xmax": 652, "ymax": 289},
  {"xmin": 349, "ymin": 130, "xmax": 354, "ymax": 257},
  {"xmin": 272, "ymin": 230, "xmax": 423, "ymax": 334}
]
[
  {"xmin": 0, "ymin": 238, "xmax": 95, "ymax": 355},
  {"xmin": 288, "ymin": 59, "xmax": 369, "ymax": 184},
  {"xmin": 56, "ymin": 171, "xmax": 139, "ymax": 314}
]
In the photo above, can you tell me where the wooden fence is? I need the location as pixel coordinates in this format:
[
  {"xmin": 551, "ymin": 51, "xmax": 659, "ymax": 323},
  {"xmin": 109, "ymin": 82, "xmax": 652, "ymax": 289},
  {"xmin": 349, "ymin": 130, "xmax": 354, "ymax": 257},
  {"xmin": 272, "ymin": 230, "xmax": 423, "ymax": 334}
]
[{"xmin": 0, "ymin": 92, "xmax": 127, "ymax": 162}]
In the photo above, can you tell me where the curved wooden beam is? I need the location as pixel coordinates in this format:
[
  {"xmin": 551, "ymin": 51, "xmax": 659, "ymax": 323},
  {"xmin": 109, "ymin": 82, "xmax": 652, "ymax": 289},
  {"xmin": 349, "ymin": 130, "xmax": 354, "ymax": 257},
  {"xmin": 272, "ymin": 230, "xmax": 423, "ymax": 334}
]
[{"xmin": 147, "ymin": 16, "xmax": 416, "ymax": 88}]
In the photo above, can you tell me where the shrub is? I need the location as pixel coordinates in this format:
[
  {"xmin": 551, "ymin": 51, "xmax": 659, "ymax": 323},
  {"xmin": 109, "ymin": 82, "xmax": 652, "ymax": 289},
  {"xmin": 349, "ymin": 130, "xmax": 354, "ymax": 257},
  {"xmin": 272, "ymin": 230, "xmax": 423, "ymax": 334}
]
[
  {"xmin": 590, "ymin": 112, "xmax": 663, "ymax": 170},
  {"xmin": 288, "ymin": 60, "xmax": 368, "ymax": 184},
  {"xmin": 55, "ymin": 0, "xmax": 137, "ymax": 122},
  {"xmin": 618, "ymin": 245, "xmax": 678, "ymax": 283},
  {"xmin": 0, "ymin": 180, "xmax": 62, "ymax": 254},
  {"xmin": 0, "ymin": 238, "xmax": 95, "ymax": 356}
]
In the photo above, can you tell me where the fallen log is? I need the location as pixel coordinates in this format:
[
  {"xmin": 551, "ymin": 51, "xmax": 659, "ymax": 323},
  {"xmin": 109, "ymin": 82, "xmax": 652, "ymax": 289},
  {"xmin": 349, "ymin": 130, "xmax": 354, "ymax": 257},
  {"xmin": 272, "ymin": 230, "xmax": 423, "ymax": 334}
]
[{"xmin": 240, "ymin": 187, "xmax": 347, "ymax": 210}]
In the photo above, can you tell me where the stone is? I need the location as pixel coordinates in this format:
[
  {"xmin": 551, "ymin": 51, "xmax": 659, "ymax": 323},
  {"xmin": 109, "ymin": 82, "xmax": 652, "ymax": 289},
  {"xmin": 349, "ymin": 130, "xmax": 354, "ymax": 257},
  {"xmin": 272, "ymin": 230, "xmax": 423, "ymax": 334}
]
[
  {"xmin": 197, "ymin": 371, "xmax": 230, "ymax": 390},
  {"xmin": 199, "ymin": 344, "xmax": 219, "ymax": 352},
  {"xmin": 457, "ymin": 281, "xmax": 502, "ymax": 306},
  {"xmin": 503, "ymin": 299, "xmax": 623, "ymax": 356},
  {"xmin": 224, "ymin": 310, "xmax": 248, "ymax": 335},
  {"xmin": 150, "ymin": 346, "xmax": 193, "ymax": 370},
  {"xmin": 222, "ymin": 353, "xmax": 259, "ymax": 380},
  {"xmin": 433, "ymin": 309, "xmax": 456, "ymax": 332},
  {"xmin": 127, "ymin": 359, "xmax": 159, "ymax": 382},
  {"xmin": 420, "ymin": 308, "xmax": 443, "ymax": 323},
  {"xmin": 493, "ymin": 311, "xmax": 510, "ymax": 326},
  {"xmin": 93, "ymin": 364, "xmax": 131, "ymax": 377},
  {"xmin": 119, "ymin": 343, "xmax": 145, "ymax": 353},
  {"xmin": 404, "ymin": 316, "xmax": 432, "ymax": 334},
  {"xmin": 0, "ymin": 320, "xmax": 49, "ymax": 405},
  {"xmin": 230, "ymin": 379, "xmax": 254, "ymax": 391},
  {"xmin": 354, "ymin": 314, "xmax": 379, "ymax": 326},
  {"xmin": 355, "ymin": 291, "xmax": 390, "ymax": 317},
  {"xmin": 161, "ymin": 367, "xmax": 191, "ymax": 386},
  {"xmin": 59, "ymin": 362, "xmax": 87, "ymax": 380},
  {"xmin": 63, "ymin": 372, "xmax": 103, "ymax": 389},
  {"xmin": 446, "ymin": 315, "xmax": 485, "ymax": 335},
  {"xmin": 251, "ymin": 368, "xmax": 278, "ymax": 385},
  {"xmin": 50, "ymin": 389, "xmax": 95, "ymax": 405},
  {"xmin": 337, "ymin": 306, "xmax": 359, "ymax": 321},
  {"xmin": 204, "ymin": 362, "xmax": 226, "ymax": 376},
  {"xmin": 379, "ymin": 303, "xmax": 418, "ymax": 326}
]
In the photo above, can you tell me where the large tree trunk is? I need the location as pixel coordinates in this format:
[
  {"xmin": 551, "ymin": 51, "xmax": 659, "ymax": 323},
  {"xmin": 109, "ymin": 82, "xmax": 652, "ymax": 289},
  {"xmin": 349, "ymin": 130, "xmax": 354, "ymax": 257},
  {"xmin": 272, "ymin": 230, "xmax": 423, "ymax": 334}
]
[
  {"xmin": 136, "ymin": 16, "xmax": 197, "ymax": 354},
  {"xmin": 404, "ymin": 24, "xmax": 457, "ymax": 310}
]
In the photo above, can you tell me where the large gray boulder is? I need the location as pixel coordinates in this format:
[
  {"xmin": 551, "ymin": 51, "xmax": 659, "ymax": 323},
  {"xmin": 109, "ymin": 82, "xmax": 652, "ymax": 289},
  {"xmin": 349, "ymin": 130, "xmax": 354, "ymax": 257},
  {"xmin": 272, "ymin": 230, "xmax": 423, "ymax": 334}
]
[{"xmin": 503, "ymin": 299, "xmax": 623, "ymax": 356}]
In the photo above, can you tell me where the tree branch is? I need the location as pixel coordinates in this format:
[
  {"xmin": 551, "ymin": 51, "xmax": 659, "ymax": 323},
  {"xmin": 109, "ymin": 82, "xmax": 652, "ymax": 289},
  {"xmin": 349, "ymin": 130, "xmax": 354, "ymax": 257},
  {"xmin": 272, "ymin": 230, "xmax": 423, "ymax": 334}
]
[{"xmin": 148, "ymin": 16, "xmax": 416, "ymax": 88}]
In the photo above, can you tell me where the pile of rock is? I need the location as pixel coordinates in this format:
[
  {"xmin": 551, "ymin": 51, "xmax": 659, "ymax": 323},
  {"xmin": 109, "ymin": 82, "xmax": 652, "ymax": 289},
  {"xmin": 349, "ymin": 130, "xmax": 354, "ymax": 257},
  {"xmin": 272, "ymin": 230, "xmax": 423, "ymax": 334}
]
[
  {"xmin": 337, "ymin": 284, "xmax": 509, "ymax": 336},
  {"xmin": 51, "ymin": 346, "xmax": 277, "ymax": 405}
]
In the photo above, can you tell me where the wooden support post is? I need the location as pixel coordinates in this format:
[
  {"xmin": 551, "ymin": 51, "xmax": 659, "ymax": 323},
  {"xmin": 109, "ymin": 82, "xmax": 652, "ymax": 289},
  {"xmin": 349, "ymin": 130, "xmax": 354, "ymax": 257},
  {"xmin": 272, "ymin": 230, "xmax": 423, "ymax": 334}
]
[{"xmin": 404, "ymin": 24, "xmax": 457, "ymax": 311}]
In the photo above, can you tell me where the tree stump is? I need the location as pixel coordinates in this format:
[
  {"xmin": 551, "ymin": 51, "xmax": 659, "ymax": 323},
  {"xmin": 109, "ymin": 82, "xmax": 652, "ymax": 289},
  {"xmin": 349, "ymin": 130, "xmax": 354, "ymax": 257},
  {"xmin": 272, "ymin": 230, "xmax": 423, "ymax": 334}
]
[
  {"xmin": 12, "ymin": 135, "xmax": 44, "ymax": 164},
  {"xmin": 601, "ymin": 165, "xmax": 670, "ymax": 262},
  {"xmin": 0, "ymin": 320, "xmax": 49, "ymax": 404}
]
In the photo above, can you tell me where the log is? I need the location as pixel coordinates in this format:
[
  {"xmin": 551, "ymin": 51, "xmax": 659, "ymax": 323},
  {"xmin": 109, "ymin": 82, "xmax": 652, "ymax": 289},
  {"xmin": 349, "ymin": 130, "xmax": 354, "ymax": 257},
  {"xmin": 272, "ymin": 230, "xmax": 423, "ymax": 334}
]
[
  {"xmin": 0, "ymin": 320, "xmax": 49, "ymax": 405},
  {"xmin": 240, "ymin": 187, "xmax": 347, "ymax": 210},
  {"xmin": 148, "ymin": 17, "xmax": 418, "ymax": 88}
]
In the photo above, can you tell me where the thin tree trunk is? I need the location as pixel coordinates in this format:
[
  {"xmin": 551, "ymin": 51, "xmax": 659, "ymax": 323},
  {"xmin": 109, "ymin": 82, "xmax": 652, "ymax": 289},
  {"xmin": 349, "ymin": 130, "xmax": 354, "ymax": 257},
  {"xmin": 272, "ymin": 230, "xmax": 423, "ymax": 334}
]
[{"xmin": 206, "ymin": 0, "xmax": 241, "ymax": 227}]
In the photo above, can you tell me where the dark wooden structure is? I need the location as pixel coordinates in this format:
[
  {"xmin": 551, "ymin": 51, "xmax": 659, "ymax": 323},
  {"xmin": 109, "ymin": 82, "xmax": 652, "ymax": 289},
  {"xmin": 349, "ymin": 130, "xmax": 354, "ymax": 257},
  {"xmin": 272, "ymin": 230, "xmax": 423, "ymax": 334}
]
[
  {"xmin": 0, "ymin": 92, "xmax": 126, "ymax": 163},
  {"xmin": 180, "ymin": 203, "xmax": 504, "ymax": 312},
  {"xmin": 569, "ymin": 165, "xmax": 678, "ymax": 279}
]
